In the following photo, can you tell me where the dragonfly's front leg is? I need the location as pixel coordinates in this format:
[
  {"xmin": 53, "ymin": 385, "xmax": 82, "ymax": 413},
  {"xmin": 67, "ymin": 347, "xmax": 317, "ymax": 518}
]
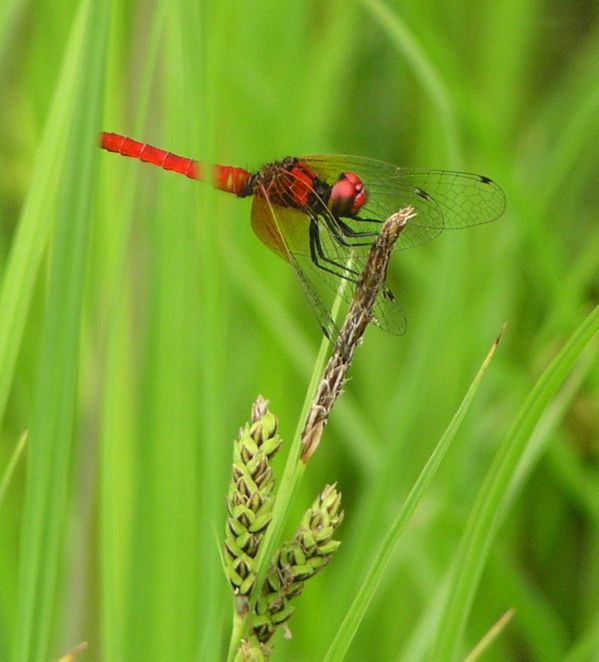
[
  {"xmin": 335, "ymin": 217, "xmax": 381, "ymax": 245},
  {"xmin": 308, "ymin": 219, "xmax": 359, "ymax": 282},
  {"xmin": 316, "ymin": 214, "xmax": 374, "ymax": 250}
]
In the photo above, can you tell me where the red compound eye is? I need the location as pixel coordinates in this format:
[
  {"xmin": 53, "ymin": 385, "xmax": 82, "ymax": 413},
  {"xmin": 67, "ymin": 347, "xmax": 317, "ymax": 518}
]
[{"xmin": 328, "ymin": 171, "xmax": 368, "ymax": 216}]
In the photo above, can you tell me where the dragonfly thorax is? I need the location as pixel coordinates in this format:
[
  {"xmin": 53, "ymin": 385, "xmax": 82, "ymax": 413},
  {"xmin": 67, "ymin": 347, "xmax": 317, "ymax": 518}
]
[
  {"xmin": 249, "ymin": 158, "xmax": 323, "ymax": 210},
  {"xmin": 249, "ymin": 158, "xmax": 366, "ymax": 220}
]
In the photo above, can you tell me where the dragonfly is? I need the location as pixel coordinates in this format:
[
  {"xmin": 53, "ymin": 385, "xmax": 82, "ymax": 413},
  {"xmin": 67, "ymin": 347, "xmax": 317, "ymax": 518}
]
[{"xmin": 100, "ymin": 132, "xmax": 506, "ymax": 338}]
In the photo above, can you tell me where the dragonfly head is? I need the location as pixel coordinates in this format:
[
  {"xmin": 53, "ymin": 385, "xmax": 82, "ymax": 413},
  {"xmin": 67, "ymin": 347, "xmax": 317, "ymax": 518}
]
[{"xmin": 328, "ymin": 171, "xmax": 368, "ymax": 217}]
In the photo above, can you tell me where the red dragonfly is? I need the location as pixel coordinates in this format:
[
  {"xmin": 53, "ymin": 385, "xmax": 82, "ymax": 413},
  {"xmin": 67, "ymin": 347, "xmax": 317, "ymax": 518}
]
[{"xmin": 100, "ymin": 132, "xmax": 505, "ymax": 338}]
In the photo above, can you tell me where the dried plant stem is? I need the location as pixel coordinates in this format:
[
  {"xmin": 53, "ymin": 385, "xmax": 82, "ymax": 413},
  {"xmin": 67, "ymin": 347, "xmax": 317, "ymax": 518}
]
[
  {"xmin": 463, "ymin": 608, "xmax": 516, "ymax": 662},
  {"xmin": 236, "ymin": 206, "xmax": 414, "ymax": 655},
  {"xmin": 301, "ymin": 206, "xmax": 414, "ymax": 461}
]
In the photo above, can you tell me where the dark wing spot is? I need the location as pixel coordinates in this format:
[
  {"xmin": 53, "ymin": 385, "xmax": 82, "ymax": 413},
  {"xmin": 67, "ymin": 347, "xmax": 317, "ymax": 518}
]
[
  {"xmin": 414, "ymin": 186, "xmax": 432, "ymax": 200},
  {"xmin": 383, "ymin": 286, "xmax": 396, "ymax": 301},
  {"xmin": 478, "ymin": 175, "xmax": 493, "ymax": 184}
]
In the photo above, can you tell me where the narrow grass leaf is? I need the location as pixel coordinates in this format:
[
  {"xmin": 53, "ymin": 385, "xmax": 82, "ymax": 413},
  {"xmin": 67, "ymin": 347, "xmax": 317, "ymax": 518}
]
[
  {"xmin": 13, "ymin": 0, "xmax": 110, "ymax": 659},
  {"xmin": 0, "ymin": 7, "xmax": 84, "ymax": 426},
  {"xmin": 98, "ymin": 4, "xmax": 168, "ymax": 660},
  {"xmin": 431, "ymin": 305, "xmax": 599, "ymax": 661},
  {"xmin": 323, "ymin": 327, "xmax": 504, "ymax": 662},
  {"xmin": 362, "ymin": 0, "xmax": 460, "ymax": 166},
  {"xmin": 563, "ymin": 608, "xmax": 599, "ymax": 662}
]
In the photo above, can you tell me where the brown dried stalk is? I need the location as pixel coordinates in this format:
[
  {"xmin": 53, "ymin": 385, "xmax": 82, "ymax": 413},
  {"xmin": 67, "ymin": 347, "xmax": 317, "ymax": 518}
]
[{"xmin": 300, "ymin": 206, "xmax": 415, "ymax": 462}]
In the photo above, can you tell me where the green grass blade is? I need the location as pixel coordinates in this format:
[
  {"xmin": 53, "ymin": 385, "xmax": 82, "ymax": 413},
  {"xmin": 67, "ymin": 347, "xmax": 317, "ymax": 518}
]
[
  {"xmin": 362, "ymin": 0, "xmax": 460, "ymax": 166},
  {"xmin": 98, "ymin": 4, "xmax": 170, "ymax": 660},
  {"xmin": 174, "ymin": 3, "xmax": 231, "ymax": 658},
  {"xmin": 563, "ymin": 608, "xmax": 599, "ymax": 662},
  {"xmin": 12, "ymin": 0, "xmax": 110, "ymax": 659},
  {"xmin": 0, "ymin": 8, "xmax": 84, "ymax": 427},
  {"xmin": 431, "ymin": 305, "xmax": 599, "ymax": 661},
  {"xmin": 323, "ymin": 328, "xmax": 504, "ymax": 662}
]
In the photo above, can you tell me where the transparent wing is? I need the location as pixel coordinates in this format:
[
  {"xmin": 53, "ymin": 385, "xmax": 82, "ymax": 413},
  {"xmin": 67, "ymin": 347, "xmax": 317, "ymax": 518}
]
[
  {"xmin": 251, "ymin": 195, "xmax": 337, "ymax": 338},
  {"xmin": 249, "ymin": 154, "xmax": 505, "ymax": 337},
  {"xmin": 302, "ymin": 155, "xmax": 506, "ymax": 250},
  {"xmin": 251, "ymin": 188, "xmax": 407, "ymax": 337}
]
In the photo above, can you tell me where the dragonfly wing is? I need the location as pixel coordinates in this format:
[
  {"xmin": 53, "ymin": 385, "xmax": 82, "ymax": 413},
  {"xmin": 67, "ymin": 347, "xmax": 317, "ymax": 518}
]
[
  {"xmin": 251, "ymin": 189, "xmax": 407, "ymax": 337},
  {"xmin": 251, "ymin": 194, "xmax": 337, "ymax": 338},
  {"xmin": 372, "ymin": 285, "xmax": 407, "ymax": 335},
  {"xmin": 302, "ymin": 156, "xmax": 506, "ymax": 250}
]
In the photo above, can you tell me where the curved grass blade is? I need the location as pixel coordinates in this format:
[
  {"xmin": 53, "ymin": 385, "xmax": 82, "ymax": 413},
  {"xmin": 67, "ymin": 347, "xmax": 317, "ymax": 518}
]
[
  {"xmin": 323, "ymin": 326, "xmax": 505, "ymax": 662},
  {"xmin": 430, "ymin": 305, "xmax": 599, "ymax": 661},
  {"xmin": 13, "ymin": 0, "xmax": 110, "ymax": 659}
]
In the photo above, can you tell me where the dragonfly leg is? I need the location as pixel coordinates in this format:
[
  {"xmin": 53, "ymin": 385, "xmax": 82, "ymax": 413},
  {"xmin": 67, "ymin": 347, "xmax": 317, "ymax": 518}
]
[
  {"xmin": 335, "ymin": 218, "xmax": 379, "ymax": 243},
  {"xmin": 319, "ymin": 214, "xmax": 379, "ymax": 248},
  {"xmin": 319, "ymin": 213, "xmax": 352, "ymax": 246},
  {"xmin": 309, "ymin": 219, "xmax": 359, "ymax": 282},
  {"xmin": 319, "ymin": 214, "xmax": 373, "ymax": 249},
  {"xmin": 337, "ymin": 218, "xmax": 379, "ymax": 238}
]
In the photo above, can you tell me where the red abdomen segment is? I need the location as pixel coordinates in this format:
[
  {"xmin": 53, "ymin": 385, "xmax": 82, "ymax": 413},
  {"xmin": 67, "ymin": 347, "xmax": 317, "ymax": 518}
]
[{"xmin": 99, "ymin": 132, "xmax": 251, "ymax": 196}]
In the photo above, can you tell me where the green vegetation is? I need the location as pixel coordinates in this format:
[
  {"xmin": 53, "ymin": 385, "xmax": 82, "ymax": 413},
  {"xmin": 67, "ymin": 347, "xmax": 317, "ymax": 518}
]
[{"xmin": 1, "ymin": 0, "xmax": 598, "ymax": 660}]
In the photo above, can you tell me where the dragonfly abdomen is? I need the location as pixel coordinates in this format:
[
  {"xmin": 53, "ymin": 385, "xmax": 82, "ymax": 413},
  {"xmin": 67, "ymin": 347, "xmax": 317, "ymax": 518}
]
[
  {"xmin": 213, "ymin": 165, "xmax": 253, "ymax": 197},
  {"xmin": 100, "ymin": 132, "xmax": 199, "ymax": 179},
  {"xmin": 99, "ymin": 132, "xmax": 253, "ymax": 196}
]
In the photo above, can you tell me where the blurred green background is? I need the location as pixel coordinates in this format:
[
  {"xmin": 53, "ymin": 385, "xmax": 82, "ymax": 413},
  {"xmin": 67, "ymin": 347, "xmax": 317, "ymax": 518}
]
[{"xmin": 0, "ymin": 0, "xmax": 598, "ymax": 660}]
